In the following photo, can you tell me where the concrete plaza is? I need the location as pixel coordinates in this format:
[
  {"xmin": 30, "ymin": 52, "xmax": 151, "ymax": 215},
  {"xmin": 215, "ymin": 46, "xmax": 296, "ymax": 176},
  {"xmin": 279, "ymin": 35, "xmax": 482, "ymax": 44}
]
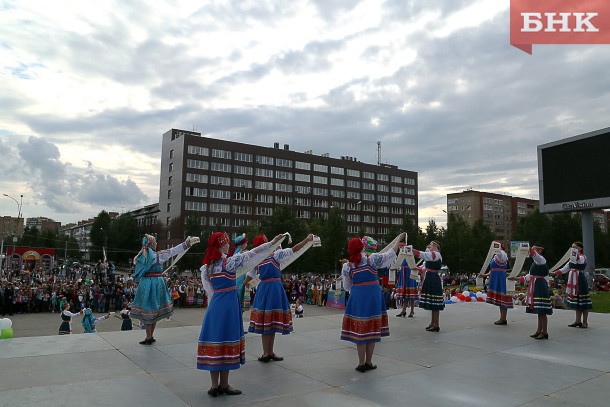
[{"xmin": 0, "ymin": 302, "xmax": 608, "ymax": 407}]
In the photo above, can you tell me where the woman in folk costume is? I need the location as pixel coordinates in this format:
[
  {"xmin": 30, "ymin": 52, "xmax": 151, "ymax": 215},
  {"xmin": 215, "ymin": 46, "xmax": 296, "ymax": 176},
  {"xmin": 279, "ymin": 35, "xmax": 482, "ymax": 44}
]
[
  {"xmin": 341, "ymin": 233, "xmax": 404, "ymax": 373},
  {"xmin": 244, "ymin": 233, "xmax": 315, "ymax": 362},
  {"xmin": 58, "ymin": 302, "xmax": 82, "ymax": 335},
  {"xmin": 395, "ymin": 243, "xmax": 419, "ymax": 318},
  {"xmin": 81, "ymin": 308, "xmax": 110, "ymax": 333},
  {"xmin": 131, "ymin": 234, "xmax": 199, "ymax": 345},
  {"xmin": 554, "ymin": 241, "xmax": 591, "ymax": 328},
  {"xmin": 510, "ymin": 246, "xmax": 553, "ymax": 339},
  {"xmin": 228, "ymin": 234, "xmax": 249, "ymax": 311},
  {"xmin": 479, "ymin": 243, "xmax": 512, "ymax": 325},
  {"xmin": 198, "ymin": 231, "xmax": 285, "ymax": 397},
  {"xmin": 413, "ymin": 240, "xmax": 444, "ymax": 332}
]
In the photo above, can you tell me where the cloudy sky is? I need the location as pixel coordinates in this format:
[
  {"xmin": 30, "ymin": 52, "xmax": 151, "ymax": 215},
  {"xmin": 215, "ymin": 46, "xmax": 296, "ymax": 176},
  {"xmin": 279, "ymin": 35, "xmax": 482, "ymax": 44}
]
[{"xmin": 1, "ymin": 0, "xmax": 609, "ymax": 229}]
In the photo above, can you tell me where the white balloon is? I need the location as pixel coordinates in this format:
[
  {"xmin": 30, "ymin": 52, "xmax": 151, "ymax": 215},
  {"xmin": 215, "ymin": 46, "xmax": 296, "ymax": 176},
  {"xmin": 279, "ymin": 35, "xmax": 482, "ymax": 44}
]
[
  {"xmin": 462, "ymin": 290, "xmax": 470, "ymax": 297},
  {"xmin": 481, "ymin": 294, "xmax": 488, "ymax": 301},
  {"xmin": 0, "ymin": 319, "xmax": 8, "ymax": 330},
  {"xmin": 476, "ymin": 291, "xmax": 483, "ymax": 298},
  {"xmin": 451, "ymin": 296, "xmax": 460, "ymax": 303},
  {"xmin": 6, "ymin": 319, "xmax": 12, "ymax": 329}
]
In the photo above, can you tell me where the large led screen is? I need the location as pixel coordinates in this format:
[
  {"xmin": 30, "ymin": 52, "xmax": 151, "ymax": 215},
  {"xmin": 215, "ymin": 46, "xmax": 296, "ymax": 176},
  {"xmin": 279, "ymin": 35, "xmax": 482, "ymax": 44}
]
[{"xmin": 538, "ymin": 128, "xmax": 610, "ymax": 213}]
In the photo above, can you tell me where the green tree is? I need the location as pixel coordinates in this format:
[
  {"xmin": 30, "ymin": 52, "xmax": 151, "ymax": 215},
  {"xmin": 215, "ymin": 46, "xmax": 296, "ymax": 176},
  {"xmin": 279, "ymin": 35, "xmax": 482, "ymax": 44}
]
[
  {"xmin": 109, "ymin": 214, "xmax": 139, "ymax": 265},
  {"xmin": 90, "ymin": 211, "xmax": 112, "ymax": 261}
]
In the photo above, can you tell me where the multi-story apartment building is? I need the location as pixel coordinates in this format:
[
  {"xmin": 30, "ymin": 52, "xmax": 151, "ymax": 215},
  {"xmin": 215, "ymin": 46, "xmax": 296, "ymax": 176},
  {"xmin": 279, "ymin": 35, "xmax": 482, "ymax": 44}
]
[
  {"xmin": 61, "ymin": 212, "xmax": 119, "ymax": 260},
  {"xmin": 159, "ymin": 129, "xmax": 418, "ymax": 248},
  {"xmin": 26, "ymin": 217, "xmax": 61, "ymax": 233},
  {"xmin": 447, "ymin": 190, "xmax": 539, "ymax": 242},
  {"xmin": 0, "ymin": 215, "xmax": 24, "ymax": 239}
]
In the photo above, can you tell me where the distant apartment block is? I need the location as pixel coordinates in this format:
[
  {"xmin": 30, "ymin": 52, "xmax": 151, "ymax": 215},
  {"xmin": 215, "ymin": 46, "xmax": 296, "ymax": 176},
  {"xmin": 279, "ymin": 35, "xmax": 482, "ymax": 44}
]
[
  {"xmin": 159, "ymin": 129, "xmax": 418, "ymax": 248},
  {"xmin": 447, "ymin": 190, "xmax": 539, "ymax": 242}
]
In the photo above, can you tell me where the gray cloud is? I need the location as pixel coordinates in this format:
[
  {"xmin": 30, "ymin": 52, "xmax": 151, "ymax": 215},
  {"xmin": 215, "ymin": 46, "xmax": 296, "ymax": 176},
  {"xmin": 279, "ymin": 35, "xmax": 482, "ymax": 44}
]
[{"xmin": 15, "ymin": 136, "xmax": 147, "ymax": 213}]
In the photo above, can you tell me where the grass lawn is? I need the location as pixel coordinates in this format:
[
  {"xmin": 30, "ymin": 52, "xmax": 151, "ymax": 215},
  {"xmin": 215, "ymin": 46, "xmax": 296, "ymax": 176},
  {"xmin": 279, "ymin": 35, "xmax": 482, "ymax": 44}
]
[{"xmin": 591, "ymin": 291, "xmax": 610, "ymax": 313}]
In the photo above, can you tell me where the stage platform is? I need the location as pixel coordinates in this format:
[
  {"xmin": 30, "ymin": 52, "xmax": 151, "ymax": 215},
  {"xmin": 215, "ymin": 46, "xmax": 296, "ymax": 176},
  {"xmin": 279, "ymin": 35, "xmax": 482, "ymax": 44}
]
[{"xmin": 1, "ymin": 302, "xmax": 608, "ymax": 406}]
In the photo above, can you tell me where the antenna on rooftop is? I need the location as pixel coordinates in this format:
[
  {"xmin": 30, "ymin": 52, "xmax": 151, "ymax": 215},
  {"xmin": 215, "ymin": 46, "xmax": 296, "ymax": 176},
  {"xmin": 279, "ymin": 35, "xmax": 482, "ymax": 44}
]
[{"xmin": 377, "ymin": 141, "xmax": 381, "ymax": 166}]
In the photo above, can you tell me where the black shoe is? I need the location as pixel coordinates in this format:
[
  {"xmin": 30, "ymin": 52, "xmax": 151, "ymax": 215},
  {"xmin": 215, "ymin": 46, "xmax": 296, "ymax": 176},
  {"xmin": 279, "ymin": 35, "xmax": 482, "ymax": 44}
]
[
  {"xmin": 139, "ymin": 338, "xmax": 153, "ymax": 345},
  {"xmin": 534, "ymin": 333, "xmax": 549, "ymax": 340},
  {"xmin": 580, "ymin": 323, "xmax": 588, "ymax": 329},
  {"xmin": 150, "ymin": 337, "xmax": 156, "ymax": 343},
  {"xmin": 530, "ymin": 333, "xmax": 540, "ymax": 338},
  {"xmin": 408, "ymin": 313, "xmax": 414, "ymax": 318},
  {"xmin": 396, "ymin": 312, "xmax": 406, "ymax": 317},
  {"xmin": 355, "ymin": 364, "xmax": 367, "ymax": 373},
  {"xmin": 270, "ymin": 354, "xmax": 284, "ymax": 361},
  {"xmin": 568, "ymin": 322, "xmax": 582, "ymax": 328},
  {"xmin": 207, "ymin": 387, "xmax": 219, "ymax": 397},
  {"xmin": 429, "ymin": 327, "xmax": 440, "ymax": 332},
  {"xmin": 258, "ymin": 355, "xmax": 271, "ymax": 363},
  {"xmin": 494, "ymin": 320, "xmax": 507, "ymax": 325},
  {"xmin": 365, "ymin": 363, "xmax": 377, "ymax": 371},
  {"xmin": 219, "ymin": 385, "xmax": 242, "ymax": 395}
]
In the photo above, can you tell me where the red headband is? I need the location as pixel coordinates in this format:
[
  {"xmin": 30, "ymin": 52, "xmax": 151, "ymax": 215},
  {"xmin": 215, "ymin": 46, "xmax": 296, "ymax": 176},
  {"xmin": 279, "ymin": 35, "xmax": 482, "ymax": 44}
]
[
  {"xmin": 253, "ymin": 234, "xmax": 268, "ymax": 248},
  {"xmin": 348, "ymin": 237, "xmax": 364, "ymax": 265},
  {"xmin": 202, "ymin": 232, "xmax": 230, "ymax": 266}
]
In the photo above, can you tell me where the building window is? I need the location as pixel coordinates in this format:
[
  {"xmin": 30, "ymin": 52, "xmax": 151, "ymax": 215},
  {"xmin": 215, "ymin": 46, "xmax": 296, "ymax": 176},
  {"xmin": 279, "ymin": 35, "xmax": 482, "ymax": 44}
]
[
  {"xmin": 362, "ymin": 171, "xmax": 375, "ymax": 179},
  {"xmin": 295, "ymin": 173, "xmax": 310, "ymax": 182},
  {"xmin": 275, "ymin": 170, "xmax": 293, "ymax": 180},
  {"xmin": 275, "ymin": 195, "xmax": 291, "ymax": 205},
  {"xmin": 186, "ymin": 173, "xmax": 208, "ymax": 183},
  {"xmin": 185, "ymin": 201, "xmax": 207, "ymax": 211},
  {"xmin": 169, "ymin": 163, "xmax": 173, "ymax": 172},
  {"xmin": 256, "ymin": 168, "xmax": 274, "ymax": 178},
  {"xmin": 168, "ymin": 176, "xmax": 172, "ymax": 186},
  {"xmin": 377, "ymin": 173, "xmax": 389, "ymax": 181},
  {"xmin": 313, "ymin": 176, "xmax": 327, "ymax": 184},
  {"xmin": 255, "ymin": 181, "xmax": 273, "ymax": 190},
  {"xmin": 295, "ymin": 185, "xmax": 311, "ymax": 194},
  {"xmin": 363, "ymin": 193, "xmax": 375, "ymax": 201},
  {"xmin": 210, "ymin": 176, "xmax": 231, "ymax": 186},
  {"xmin": 210, "ymin": 162, "xmax": 231, "ymax": 172},
  {"xmin": 331, "ymin": 189, "xmax": 345, "ymax": 198},
  {"xmin": 234, "ymin": 165, "xmax": 253, "ymax": 175},
  {"xmin": 232, "ymin": 218, "xmax": 251, "ymax": 227},
  {"xmin": 313, "ymin": 199, "xmax": 328, "ymax": 208},
  {"xmin": 391, "ymin": 196, "xmax": 402, "ymax": 204},
  {"xmin": 256, "ymin": 155, "xmax": 274, "ymax": 165},
  {"xmin": 391, "ymin": 175, "xmax": 402, "ymax": 183},
  {"xmin": 276, "ymin": 158, "xmax": 293, "ymax": 168},
  {"xmin": 255, "ymin": 194, "xmax": 274, "ymax": 203},
  {"xmin": 377, "ymin": 195, "xmax": 389, "ymax": 203},
  {"xmin": 404, "ymin": 198, "xmax": 416, "ymax": 205},
  {"xmin": 256, "ymin": 207, "xmax": 273, "ymax": 216},
  {"xmin": 347, "ymin": 191, "xmax": 361, "ymax": 200},
  {"xmin": 391, "ymin": 186, "xmax": 402, "ymax": 194},
  {"xmin": 331, "ymin": 166, "xmax": 345, "ymax": 175},
  {"xmin": 377, "ymin": 184, "xmax": 389, "ymax": 192},
  {"xmin": 234, "ymin": 152, "xmax": 252, "ymax": 162},
  {"xmin": 330, "ymin": 178, "xmax": 344, "ymax": 186},
  {"xmin": 167, "ymin": 203, "xmax": 171, "ymax": 212},
  {"xmin": 313, "ymin": 164, "xmax": 328, "ymax": 173},
  {"xmin": 232, "ymin": 192, "xmax": 252, "ymax": 201},
  {"xmin": 313, "ymin": 187, "xmax": 328, "ymax": 196},
  {"xmin": 233, "ymin": 178, "xmax": 252, "ymax": 188},
  {"xmin": 210, "ymin": 203, "xmax": 230, "ymax": 213},
  {"xmin": 209, "ymin": 190, "xmax": 230, "ymax": 199},
  {"xmin": 296, "ymin": 210, "xmax": 310, "ymax": 219},
  {"xmin": 187, "ymin": 159, "xmax": 209, "ymax": 170},
  {"xmin": 347, "ymin": 180, "xmax": 360, "ymax": 189},
  {"xmin": 232, "ymin": 205, "xmax": 252, "ymax": 214},
  {"xmin": 347, "ymin": 169, "xmax": 360, "ymax": 177},
  {"xmin": 169, "ymin": 149, "xmax": 174, "ymax": 159},
  {"xmin": 294, "ymin": 197, "xmax": 311, "ymax": 206},
  {"xmin": 404, "ymin": 188, "xmax": 415, "ymax": 195},
  {"xmin": 188, "ymin": 145, "xmax": 209, "ymax": 156},
  {"xmin": 167, "ymin": 190, "xmax": 172, "ymax": 199},
  {"xmin": 211, "ymin": 149, "xmax": 231, "ymax": 159},
  {"xmin": 295, "ymin": 161, "xmax": 311, "ymax": 170},
  {"xmin": 362, "ymin": 182, "xmax": 375, "ymax": 191},
  {"xmin": 186, "ymin": 187, "xmax": 207, "ymax": 197},
  {"xmin": 275, "ymin": 183, "xmax": 292, "ymax": 192}
]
